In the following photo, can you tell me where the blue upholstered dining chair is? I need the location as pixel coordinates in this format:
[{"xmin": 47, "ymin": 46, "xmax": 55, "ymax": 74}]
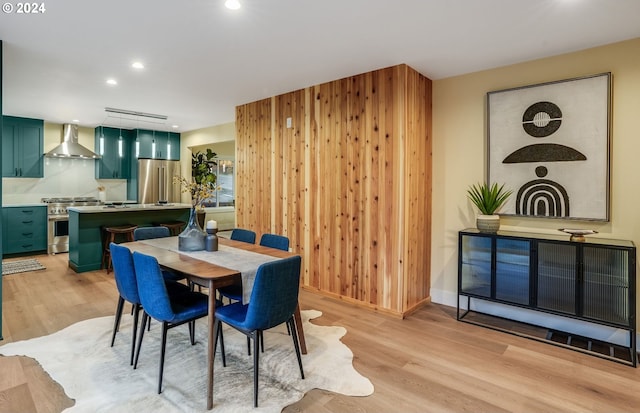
[
  {"xmin": 213, "ymin": 255, "xmax": 304, "ymax": 407},
  {"xmin": 132, "ymin": 251, "xmax": 223, "ymax": 394},
  {"xmin": 218, "ymin": 228, "xmax": 257, "ymax": 303},
  {"xmin": 133, "ymin": 226, "xmax": 171, "ymax": 240},
  {"xmin": 133, "ymin": 226, "xmax": 185, "ymax": 283},
  {"xmin": 109, "ymin": 243, "xmax": 143, "ymax": 366},
  {"xmin": 230, "ymin": 228, "xmax": 257, "ymax": 244},
  {"xmin": 259, "ymin": 233, "xmax": 289, "ymax": 251},
  {"xmin": 109, "ymin": 243, "xmax": 193, "ymax": 366}
]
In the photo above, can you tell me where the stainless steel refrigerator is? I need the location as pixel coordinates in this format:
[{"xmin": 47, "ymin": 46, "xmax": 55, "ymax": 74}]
[{"xmin": 137, "ymin": 159, "xmax": 181, "ymax": 204}]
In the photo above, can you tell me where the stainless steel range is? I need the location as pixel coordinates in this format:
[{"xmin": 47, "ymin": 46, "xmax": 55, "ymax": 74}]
[{"xmin": 42, "ymin": 197, "xmax": 101, "ymax": 254}]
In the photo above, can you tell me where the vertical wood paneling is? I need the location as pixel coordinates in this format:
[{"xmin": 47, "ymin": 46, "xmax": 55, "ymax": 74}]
[
  {"xmin": 235, "ymin": 64, "xmax": 432, "ymax": 317},
  {"xmin": 235, "ymin": 98, "xmax": 272, "ymax": 235},
  {"xmin": 379, "ymin": 67, "xmax": 396, "ymax": 310},
  {"xmin": 303, "ymin": 88, "xmax": 313, "ymax": 287},
  {"xmin": 270, "ymin": 97, "xmax": 279, "ymax": 235},
  {"xmin": 273, "ymin": 90, "xmax": 306, "ymax": 253},
  {"xmin": 402, "ymin": 65, "xmax": 432, "ymax": 310}
]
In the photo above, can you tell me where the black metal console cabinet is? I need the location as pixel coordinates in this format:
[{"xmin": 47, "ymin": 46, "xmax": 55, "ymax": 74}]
[{"xmin": 457, "ymin": 229, "xmax": 636, "ymax": 366}]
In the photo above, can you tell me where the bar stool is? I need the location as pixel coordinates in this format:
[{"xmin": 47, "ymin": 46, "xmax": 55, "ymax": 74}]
[
  {"xmin": 156, "ymin": 221, "xmax": 186, "ymax": 236},
  {"xmin": 102, "ymin": 225, "xmax": 138, "ymax": 273}
]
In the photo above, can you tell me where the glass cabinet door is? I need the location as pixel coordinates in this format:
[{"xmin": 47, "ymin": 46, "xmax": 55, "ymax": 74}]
[
  {"xmin": 537, "ymin": 242, "xmax": 577, "ymax": 314},
  {"xmin": 460, "ymin": 235, "xmax": 491, "ymax": 297},
  {"xmin": 582, "ymin": 246, "xmax": 630, "ymax": 325},
  {"xmin": 495, "ymin": 238, "xmax": 530, "ymax": 305}
]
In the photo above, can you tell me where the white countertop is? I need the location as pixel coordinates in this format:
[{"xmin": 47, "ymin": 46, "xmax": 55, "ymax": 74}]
[
  {"xmin": 2, "ymin": 203, "xmax": 48, "ymax": 208},
  {"xmin": 68, "ymin": 203, "xmax": 193, "ymax": 213}
]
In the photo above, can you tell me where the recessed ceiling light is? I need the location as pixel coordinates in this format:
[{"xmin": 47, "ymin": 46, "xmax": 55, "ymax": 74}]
[
  {"xmin": 132, "ymin": 61, "xmax": 145, "ymax": 69},
  {"xmin": 225, "ymin": 0, "xmax": 241, "ymax": 10},
  {"xmin": 106, "ymin": 79, "xmax": 118, "ymax": 86},
  {"xmin": 72, "ymin": 119, "xmax": 80, "ymax": 123},
  {"xmin": 172, "ymin": 124, "xmax": 179, "ymax": 129}
]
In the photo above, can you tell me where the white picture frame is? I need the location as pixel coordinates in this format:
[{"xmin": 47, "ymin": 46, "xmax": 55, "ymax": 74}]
[{"xmin": 487, "ymin": 73, "xmax": 611, "ymax": 221}]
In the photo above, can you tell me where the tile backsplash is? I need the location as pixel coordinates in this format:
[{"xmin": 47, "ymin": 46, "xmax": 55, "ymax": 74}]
[{"xmin": 2, "ymin": 158, "xmax": 127, "ymax": 204}]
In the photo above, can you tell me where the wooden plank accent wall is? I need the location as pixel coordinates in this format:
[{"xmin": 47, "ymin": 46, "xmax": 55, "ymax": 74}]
[
  {"xmin": 236, "ymin": 64, "xmax": 432, "ymax": 317},
  {"xmin": 235, "ymin": 98, "xmax": 272, "ymax": 232}
]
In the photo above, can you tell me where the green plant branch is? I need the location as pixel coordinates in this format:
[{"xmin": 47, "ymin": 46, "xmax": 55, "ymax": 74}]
[
  {"xmin": 467, "ymin": 182, "xmax": 513, "ymax": 215},
  {"xmin": 173, "ymin": 149, "xmax": 220, "ymax": 209}
]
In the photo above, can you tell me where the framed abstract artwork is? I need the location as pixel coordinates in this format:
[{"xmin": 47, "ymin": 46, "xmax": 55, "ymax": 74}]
[{"xmin": 487, "ymin": 73, "xmax": 611, "ymax": 221}]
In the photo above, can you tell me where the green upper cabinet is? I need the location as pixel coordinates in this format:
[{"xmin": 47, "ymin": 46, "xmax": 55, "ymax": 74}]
[
  {"xmin": 2, "ymin": 116, "xmax": 44, "ymax": 178},
  {"xmin": 134, "ymin": 129, "xmax": 179, "ymax": 160},
  {"xmin": 95, "ymin": 126, "xmax": 132, "ymax": 179},
  {"xmin": 167, "ymin": 132, "xmax": 180, "ymax": 160}
]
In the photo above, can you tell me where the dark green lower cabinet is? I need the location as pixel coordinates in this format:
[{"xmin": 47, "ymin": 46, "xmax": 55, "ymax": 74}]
[
  {"xmin": 68, "ymin": 208, "xmax": 190, "ymax": 272},
  {"xmin": 2, "ymin": 206, "xmax": 47, "ymax": 255}
]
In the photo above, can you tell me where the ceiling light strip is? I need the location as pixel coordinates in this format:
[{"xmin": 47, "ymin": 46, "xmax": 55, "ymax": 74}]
[
  {"xmin": 105, "ymin": 107, "xmax": 168, "ymax": 120},
  {"xmin": 102, "ymin": 118, "xmax": 166, "ymax": 128}
]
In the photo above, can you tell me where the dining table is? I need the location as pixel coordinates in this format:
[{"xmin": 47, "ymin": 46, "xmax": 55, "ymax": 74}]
[{"xmin": 122, "ymin": 236, "xmax": 306, "ymax": 410}]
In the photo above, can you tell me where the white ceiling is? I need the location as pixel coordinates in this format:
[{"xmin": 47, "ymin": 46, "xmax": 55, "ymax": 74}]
[{"xmin": 1, "ymin": 0, "xmax": 639, "ymax": 133}]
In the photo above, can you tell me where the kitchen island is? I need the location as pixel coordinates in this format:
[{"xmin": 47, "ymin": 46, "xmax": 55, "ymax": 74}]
[{"xmin": 68, "ymin": 203, "xmax": 191, "ymax": 273}]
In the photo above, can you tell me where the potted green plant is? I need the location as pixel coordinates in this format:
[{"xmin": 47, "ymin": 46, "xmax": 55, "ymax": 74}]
[
  {"xmin": 192, "ymin": 148, "xmax": 218, "ymax": 188},
  {"xmin": 192, "ymin": 149, "xmax": 218, "ymax": 227},
  {"xmin": 467, "ymin": 182, "xmax": 512, "ymax": 232}
]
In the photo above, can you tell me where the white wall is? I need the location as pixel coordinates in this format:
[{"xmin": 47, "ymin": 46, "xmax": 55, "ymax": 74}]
[
  {"xmin": 431, "ymin": 37, "xmax": 640, "ymax": 306},
  {"xmin": 431, "ymin": 38, "xmax": 640, "ymax": 344},
  {"xmin": 178, "ymin": 122, "xmax": 236, "ymax": 205}
]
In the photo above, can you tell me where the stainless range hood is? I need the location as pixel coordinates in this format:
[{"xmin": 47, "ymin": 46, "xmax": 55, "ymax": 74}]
[{"xmin": 45, "ymin": 124, "xmax": 102, "ymax": 159}]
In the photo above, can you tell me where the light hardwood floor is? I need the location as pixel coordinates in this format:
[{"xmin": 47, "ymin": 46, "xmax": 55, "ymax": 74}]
[{"xmin": 1, "ymin": 252, "xmax": 640, "ymax": 413}]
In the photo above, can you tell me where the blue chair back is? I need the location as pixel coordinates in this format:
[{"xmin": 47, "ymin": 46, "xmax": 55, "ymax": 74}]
[
  {"xmin": 134, "ymin": 226, "xmax": 171, "ymax": 241},
  {"xmin": 259, "ymin": 233, "xmax": 289, "ymax": 251},
  {"xmin": 244, "ymin": 256, "xmax": 301, "ymax": 330},
  {"xmin": 110, "ymin": 243, "xmax": 140, "ymax": 304},
  {"xmin": 231, "ymin": 228, "xmax": 256, "ymax": 244},
  {"xmin": 132, "ymin": 251, "xmax": 176, "ymax": 322}
]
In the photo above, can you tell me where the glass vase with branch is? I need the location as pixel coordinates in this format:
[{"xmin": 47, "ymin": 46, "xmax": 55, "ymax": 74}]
[{"xmin": 173, "ymin": 149, "xmax": 219, "ymax": 251}]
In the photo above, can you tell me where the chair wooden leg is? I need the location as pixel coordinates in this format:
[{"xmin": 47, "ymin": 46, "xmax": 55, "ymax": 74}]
[
  {"xmin": 110, "ymin": 297, "xmax": 125, "ymax": 347},
  {"xmin": 158, "ymin": 322, "xmax": 168, "ymax": 394},
  {"xmin": 134, "ymin": 312, "xmax": 148, "ymax": 369},
  {"xmin": 294, "ymin": 304, "xmax": 307, "ymax": 354},
  {"xmin": 289, "ymin": 318, "xmax": 305, "ymax": 379},
  {"xmin": 253, "ymin": 331, "xmax": 260, "ymax": 408}
]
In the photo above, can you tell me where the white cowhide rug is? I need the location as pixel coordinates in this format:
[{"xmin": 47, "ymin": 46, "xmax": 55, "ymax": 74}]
[{"xmin": 0, "ymin": 310, "xmax": 373, "ymax": 412}]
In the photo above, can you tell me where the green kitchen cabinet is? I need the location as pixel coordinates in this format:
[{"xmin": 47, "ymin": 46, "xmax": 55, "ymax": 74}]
[
  {"xmin": 95, "ymin": 126, "xmax": 132, "ymax": 179},
  {"xmin": 68, "ymin": 206, "xmax": 190, "ymax": 272},
  {"xmin": 2, "ymin": 116, "xmax": 44, "ymax": 178},
  {"xmin": 2, "ymin": 206, "xmax": 47, "ymax": 256},
  {"xmin": 134, "ymin": 129, "xmax": 179, "ymax": 160}
]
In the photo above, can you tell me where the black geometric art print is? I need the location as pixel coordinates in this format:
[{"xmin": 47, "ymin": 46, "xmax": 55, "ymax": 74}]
[
  {"xmin": 487, "ymin": 73, "xmax": 610, "ymax": 221},
  {"xmin": 516, "ymin": 178, "xmax": 569, "ymax": 216}
]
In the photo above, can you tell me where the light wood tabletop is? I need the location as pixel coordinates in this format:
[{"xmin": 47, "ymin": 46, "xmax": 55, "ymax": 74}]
[{"xmin": 122, "ymin": 236, "xmax": 306, "ymax": 410}]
